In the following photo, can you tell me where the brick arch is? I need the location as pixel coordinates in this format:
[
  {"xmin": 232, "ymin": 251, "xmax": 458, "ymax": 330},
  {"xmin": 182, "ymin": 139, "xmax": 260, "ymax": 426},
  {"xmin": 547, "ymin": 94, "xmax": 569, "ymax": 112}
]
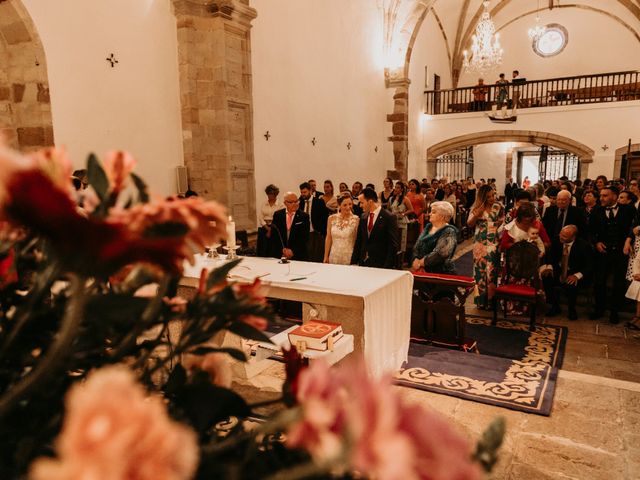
[
  {"xmin": 0, "ymin": 0, "xmax": 53, "ymax": 150},
  {"xmin": 426, "ymin": 130, "xmax": 595, "ymax": 179}
]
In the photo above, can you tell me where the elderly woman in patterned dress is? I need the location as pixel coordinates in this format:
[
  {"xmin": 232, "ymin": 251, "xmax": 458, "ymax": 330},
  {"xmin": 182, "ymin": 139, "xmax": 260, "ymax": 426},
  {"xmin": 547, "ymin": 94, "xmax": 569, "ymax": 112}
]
[
  {"xmin": 467, "ymin": 185, "xmax": 505, "ymax": 309},
  {"xmin": 411, "ymin": 201, "xmax": 458, "ymax": 274}
]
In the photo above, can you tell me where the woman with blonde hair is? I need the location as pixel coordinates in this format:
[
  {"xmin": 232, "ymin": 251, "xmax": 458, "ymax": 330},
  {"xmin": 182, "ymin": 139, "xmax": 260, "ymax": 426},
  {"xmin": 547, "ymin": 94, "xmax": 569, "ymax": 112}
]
[{"xmin": 467, "ymin": 184, "xmax": 505, "ymax": 309}]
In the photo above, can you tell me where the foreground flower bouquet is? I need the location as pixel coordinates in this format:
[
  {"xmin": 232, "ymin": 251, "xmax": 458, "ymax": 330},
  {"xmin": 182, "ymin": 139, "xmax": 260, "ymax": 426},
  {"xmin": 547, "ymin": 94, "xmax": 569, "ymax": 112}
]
[{"xmin": 0, "ymin": 145, "xmax": 504, "ymax": 479}]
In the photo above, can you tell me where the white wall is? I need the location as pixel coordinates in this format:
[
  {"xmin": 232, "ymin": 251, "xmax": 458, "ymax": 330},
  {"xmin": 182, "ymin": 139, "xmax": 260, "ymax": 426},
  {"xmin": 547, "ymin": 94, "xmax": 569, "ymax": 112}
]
[
  {"xmin": 21, "ymin": 0, "xmax": 184, "ymax": 195},
  {"xmin": 408, "ymin": 11, "xmax": 453, "ymax": 181},
  {"xmin": 251, "ymin": 0, "xmax": 394, "ymax": 200},
  {"xmin": 472, "ymin": 143, "xmax": 510, "ymax": 193}
]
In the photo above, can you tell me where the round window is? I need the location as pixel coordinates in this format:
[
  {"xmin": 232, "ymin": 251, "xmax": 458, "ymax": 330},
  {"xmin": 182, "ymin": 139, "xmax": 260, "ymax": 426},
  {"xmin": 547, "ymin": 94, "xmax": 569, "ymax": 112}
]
[{"xmin": 533, "ymin": 24, "xmax": 568, "ymax": 57}]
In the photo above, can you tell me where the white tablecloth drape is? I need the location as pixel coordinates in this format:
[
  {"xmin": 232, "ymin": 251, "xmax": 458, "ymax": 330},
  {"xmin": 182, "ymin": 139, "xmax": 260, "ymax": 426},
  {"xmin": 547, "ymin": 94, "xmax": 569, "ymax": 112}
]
[{"xmin": 183, "ymin": 256, "xmax": 413, "ymax": 376}]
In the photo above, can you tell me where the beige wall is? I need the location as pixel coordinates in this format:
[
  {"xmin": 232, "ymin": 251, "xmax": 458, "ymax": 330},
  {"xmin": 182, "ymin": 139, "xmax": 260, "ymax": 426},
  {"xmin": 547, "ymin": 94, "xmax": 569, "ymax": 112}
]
[
  {"xmin": 250, "ymin": 0, "xmax": 395, "ymax": 205},
  {"xmin": 21, "ymin": 0, "xmax": 184, "ymax": 195}
]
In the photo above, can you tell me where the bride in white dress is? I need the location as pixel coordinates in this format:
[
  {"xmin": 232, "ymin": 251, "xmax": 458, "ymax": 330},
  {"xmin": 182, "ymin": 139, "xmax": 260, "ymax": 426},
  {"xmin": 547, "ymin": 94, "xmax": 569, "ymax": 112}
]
[{"xmin": 323, "ymin": 195, "xmax": 360, "ymax": 265}]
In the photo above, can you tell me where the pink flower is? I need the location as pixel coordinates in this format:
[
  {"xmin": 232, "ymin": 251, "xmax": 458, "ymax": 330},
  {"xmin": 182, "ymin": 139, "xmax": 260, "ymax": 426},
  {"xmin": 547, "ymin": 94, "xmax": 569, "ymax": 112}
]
[
  {"xmin": 103, "ymin": 150, "xmax": 136, "ymax": 193},
  {"xmin": 29, "ymin": 365, "xmax": 198, "ymax": 480},
  {"xmin": 286, "ymin": 361, "xmax": 481, "ymax": 480},
  {"xmin": 240, "ymin": 315, "xmax": 268, "ymax": 331},
  {"xmin": 107, "ymin": 198, "xmax": 228, "ymax": 262},
  {"xmin": 182, "ymin": 352, "xmax": 233, "ymax": 388}
]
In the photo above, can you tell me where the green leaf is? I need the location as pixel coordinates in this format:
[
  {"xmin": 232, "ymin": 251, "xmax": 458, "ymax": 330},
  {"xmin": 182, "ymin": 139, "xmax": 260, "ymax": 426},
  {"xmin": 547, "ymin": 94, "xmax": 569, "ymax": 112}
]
[
  {"xmin": 205, "ymin": 259, "xmax": 243, "ymax": 291},
  {"xmin": 473, "ymin": 416, "xmax": 506, "ymax": 472},
  {"xmin": 86, "ymin": 153, "xmax": 109, "ymax": 202},
  {"xmin": 130, "ymin": 172, "xmax": 149, "ymax": 203},
  {"xmin": 226, "ymin": 320, "xmax": 272, "ymax": 343},
  {"xmin": 187, "ymin": 346, "xmax": 247, "ymax": 362}
]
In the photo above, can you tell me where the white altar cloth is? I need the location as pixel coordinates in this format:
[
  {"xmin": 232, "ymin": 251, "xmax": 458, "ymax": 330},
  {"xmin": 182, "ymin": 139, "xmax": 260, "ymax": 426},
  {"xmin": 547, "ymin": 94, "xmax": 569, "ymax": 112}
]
[{"xmin": 182, "ymin": 256, "xmax": 413, "ymax": 377}]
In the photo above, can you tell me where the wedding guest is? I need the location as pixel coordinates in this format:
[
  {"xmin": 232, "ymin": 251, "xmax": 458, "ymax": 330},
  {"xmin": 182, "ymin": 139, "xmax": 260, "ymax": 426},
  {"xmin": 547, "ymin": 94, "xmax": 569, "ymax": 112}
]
[
  {"xmin": 322, "ymin": 179, "xmax": 338, "ymax": 213},
  {"xmin": 522, "ymin": 176, "xmax": 531, "ymax": 189},
  {"xmin": 471, "ymin": 78, "xmax": 487, "ymax": 111},
  {"xmin": 323, "ymin": 195, "xmax": 359, "ymax": 265},
  {"xmin": 624, "ymin": 247, "xmax": 640, "ymax": 330},
  {"xmin": 256, "ymin": 184, "xmax": 284, "ymax": 257},
  {"xmin": 443, "ymin": 184, "xmax": 457, "ymax": 220},
  {"xmin": 594, "ymin": 175, "xmax": 608, "ymax": 192},
  {"xmin": 407, "ymin": 179, "xmax": 426, "ymax": 232},
  {"xmin": 411, "ymin": 201, "xmax": 458, "ymax": 274},
  {"xmin": 589, "ymin": 184, "xmax": 635, "ymax": 323},
  {"xmin": 581, "ymin": 190, "xmax": 598, "ymax": 224},
  {"xmin": 338, "ymin": 182, "xmax": 350, "ymax": 194},
  {"xmin": 389, "ymin": 181, "xmax": 414, "ymax": 255},
  {"xmin": 352, "ymin": 181, "xmax": 364, "ymax": 216},
  {"xmin": 467, "ymin": 185, "xmax": 505, "ymax": 309},
  {"xmin": 308, "ymin": 179, "xmax": 322, "ymax": 199},
  {"xmin": 380, "ymin": 177, "xmax": 394, "ymax": 209},
  {"xmin": 542, "ymin": 225, "xmax": 592, "ymax": 320},
  {"xmin": 542, "ymin": 189, "xmax": 587, "ymax": 246},
  {"xmin": 269, "ymin": 192, "xmax": 310, "ymax": 261},
  {"xmin": 496, "ymin": 73, "xmax": 509, "ymax": 108},
  {"xmin": 299, "ymin": 182, "xmax": 329, "ymax": 262},
  {"xmin": 259, "ymin": 184, "xmax": 284, "ymax": 227}
]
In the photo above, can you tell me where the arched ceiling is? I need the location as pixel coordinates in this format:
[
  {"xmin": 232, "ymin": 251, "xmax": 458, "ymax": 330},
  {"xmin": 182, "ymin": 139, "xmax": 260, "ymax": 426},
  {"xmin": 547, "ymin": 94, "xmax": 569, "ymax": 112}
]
[{"xmin": 383, "ymin": 0, "xmax": 640, "ymax": 87}]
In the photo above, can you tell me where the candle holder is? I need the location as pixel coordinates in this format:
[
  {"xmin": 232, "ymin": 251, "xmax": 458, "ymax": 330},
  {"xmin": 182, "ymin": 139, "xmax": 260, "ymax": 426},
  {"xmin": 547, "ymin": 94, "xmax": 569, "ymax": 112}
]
[
  {"xmin": 206, "ymin": 243, "xmax": 221, "ymax": 259},
  {"xmin": 223, "ymin": 244, "xmax": 240, "ymax": 260}
]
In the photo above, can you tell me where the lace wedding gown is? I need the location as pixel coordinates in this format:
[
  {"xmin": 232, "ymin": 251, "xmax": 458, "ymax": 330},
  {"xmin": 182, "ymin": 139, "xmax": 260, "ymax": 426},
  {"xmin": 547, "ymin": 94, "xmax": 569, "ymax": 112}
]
[{"xmin": 328, "ymin": 214, "xmax": 359, "ymax": 265}]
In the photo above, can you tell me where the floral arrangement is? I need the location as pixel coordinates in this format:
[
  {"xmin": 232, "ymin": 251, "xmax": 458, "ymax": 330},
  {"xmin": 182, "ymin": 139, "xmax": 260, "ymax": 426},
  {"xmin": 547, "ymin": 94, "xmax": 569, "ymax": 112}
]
[{"xmin": 0, "ymin": 144, "xmax": 504, "ymax": 479}]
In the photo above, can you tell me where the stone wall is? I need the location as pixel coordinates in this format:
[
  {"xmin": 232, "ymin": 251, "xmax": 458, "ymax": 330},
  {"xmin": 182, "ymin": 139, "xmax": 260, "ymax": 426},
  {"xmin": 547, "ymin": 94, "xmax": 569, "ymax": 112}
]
[
  {"xmin": 173, "ymin": 0, "xmax": 257, "ymax": 230},
  {"xmin": 0, "ymin": 0, "xmax": 52, "ymax": 150}
]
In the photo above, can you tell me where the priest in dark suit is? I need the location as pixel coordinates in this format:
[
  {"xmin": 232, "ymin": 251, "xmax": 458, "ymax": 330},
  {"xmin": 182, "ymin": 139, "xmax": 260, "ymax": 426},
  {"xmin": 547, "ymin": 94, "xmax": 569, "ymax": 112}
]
[
  {"xmin": 269, "ymin": 191, "xmax": 310, "ymax": 261},
  {"xmin": 542, "ymin": 189, "xmax": 587, "ymax": 244},
  {"xmin": 588, "ymin": 184, "xmax": 636, "ymax": 323},
  {"xmin": 542, "ymin": 225, "xmax": 592, "ymax": 320},
  {"xmin": 351, "ymin": 188, "xmax": 399, "ymax": 269}
]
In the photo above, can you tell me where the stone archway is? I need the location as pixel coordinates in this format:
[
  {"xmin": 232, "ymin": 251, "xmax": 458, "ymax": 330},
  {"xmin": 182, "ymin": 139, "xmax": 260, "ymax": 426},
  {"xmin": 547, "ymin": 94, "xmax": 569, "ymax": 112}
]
[
  {"xmin": 0, "ymin": 0, "xmax": 53, "ymax": 150},
  {"xmin": 426, "ymin": 130, "xmax": 595, "ymax": 180}
]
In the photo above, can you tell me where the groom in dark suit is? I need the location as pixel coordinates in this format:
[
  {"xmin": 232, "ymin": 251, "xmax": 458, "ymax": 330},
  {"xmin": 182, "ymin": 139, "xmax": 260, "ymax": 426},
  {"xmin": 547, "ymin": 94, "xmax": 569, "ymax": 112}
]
[{"xmin": 351, "ymin": 187, "xmax": 399, "ymax": 269}]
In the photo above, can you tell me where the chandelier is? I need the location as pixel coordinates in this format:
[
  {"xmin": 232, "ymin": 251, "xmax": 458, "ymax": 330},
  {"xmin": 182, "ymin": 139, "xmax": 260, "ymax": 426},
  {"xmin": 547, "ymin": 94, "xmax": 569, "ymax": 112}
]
[
  {"xmin": 528, "ymin": 0, "xmax": 547, "ymax": 41},
  {"xmin": 462, "ymin": 1, "xmax": 503, "ymax": 73}
]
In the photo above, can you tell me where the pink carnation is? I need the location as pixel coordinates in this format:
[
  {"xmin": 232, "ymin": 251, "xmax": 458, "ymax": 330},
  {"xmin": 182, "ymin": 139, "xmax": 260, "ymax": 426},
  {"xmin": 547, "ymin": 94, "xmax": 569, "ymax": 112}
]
[
  {"xmin": 286, "ymin": 361, "xmax": 481, "ymax": 480},
  {"xmin": 30, "ymin": 366, "xmax": 198, "ymax": 480},
  {"xmin": 103, "ymin": 150, "xmax": 137, "ymax": 193},
  {"xmin": 107, "ymin": 198, "xmax": 227, "ymax": 262}
]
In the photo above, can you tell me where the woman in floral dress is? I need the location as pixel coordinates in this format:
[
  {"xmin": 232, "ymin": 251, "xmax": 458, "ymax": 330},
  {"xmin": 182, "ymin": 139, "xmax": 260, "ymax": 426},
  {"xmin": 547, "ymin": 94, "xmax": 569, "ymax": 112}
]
[{"xmin": 467, "ymin": 185, "xmax": 505, "ymax": 309}]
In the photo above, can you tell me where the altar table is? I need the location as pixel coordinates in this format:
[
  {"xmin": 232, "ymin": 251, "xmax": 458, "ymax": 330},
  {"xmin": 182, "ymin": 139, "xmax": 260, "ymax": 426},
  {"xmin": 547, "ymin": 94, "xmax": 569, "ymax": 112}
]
[{"xmin": 181, "ymin": 256, "xmax": 413, "ymax": 377}]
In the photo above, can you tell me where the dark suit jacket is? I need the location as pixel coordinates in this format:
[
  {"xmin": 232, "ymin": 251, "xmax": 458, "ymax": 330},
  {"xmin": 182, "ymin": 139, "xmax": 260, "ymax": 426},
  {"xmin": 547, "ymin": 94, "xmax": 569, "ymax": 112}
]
[
  {"xmin": 544, "ymin": 237, "xmax": 592, "ymax": 283},
  {"xmin": 542, "ymin": 205, "xmax": 587, "ymax": 240},
  {"xmin": 270, "ymin": 209, "xmax": 310, "ymax": 261},
  {"xmin": 299, "ymin": 196, "xmax": 328, "ymax": 235},
  {"xmin": 589, "ymin": 203, "xmax": 636, "ymax": 252},
  {"xmin": 350, "ymin": 208, "xmax": 399, "ymax": 269}
]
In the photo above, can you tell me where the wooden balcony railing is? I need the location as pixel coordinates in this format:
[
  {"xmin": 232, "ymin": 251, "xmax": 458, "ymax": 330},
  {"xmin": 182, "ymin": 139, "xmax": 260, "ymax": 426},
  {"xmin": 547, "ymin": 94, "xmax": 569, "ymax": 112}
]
[{"xmin": 424, "ymin": 70, "xmax": 640, "ymax": 115}]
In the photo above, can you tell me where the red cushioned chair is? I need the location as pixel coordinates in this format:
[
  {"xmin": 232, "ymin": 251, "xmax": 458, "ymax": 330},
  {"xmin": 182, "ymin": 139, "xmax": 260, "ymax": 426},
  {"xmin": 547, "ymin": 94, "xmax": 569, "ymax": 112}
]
[
  {"xmin": 411, "ymin": 272, "xmax": 478, "ymax": 352},
  {"xmin": 492, "ymin": 241, "xmax": 541, "ymax": 331}
]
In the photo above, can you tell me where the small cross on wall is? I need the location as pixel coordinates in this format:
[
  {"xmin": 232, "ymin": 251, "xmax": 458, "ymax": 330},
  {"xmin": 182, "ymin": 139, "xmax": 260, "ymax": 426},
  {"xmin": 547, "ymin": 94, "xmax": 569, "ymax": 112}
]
[
  {"xmin": 264, "ymin": 131, "xmax": 271, "ymax": 141},
  {"xmin": 347, "ymin": 142, "xmax": 351, "ymax": 150},
  {"xmin": 374, "ymin": 146, "xmax": 378, "ymax": 153},
  {"xmin": 106, "ymin": 53, "xmax": 119, "ymax": 68},
  {"xmin": 311, "ymin": 137, "xmax": 317, "ymax": 146}
]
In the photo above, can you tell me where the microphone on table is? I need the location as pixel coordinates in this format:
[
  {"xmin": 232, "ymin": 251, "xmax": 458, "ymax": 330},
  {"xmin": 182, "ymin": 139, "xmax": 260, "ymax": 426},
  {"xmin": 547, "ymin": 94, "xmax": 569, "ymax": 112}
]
[{"xmin": 270, "ymin": 221, "xmax": 290, "ymax": 264}]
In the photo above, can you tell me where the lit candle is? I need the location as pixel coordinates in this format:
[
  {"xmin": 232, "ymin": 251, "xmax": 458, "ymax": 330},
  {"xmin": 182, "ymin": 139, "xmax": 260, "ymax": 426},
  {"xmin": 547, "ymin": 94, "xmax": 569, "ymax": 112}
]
[{"xmin": 226, "ymin": 215, "xmax": 236, "ymax": 248}]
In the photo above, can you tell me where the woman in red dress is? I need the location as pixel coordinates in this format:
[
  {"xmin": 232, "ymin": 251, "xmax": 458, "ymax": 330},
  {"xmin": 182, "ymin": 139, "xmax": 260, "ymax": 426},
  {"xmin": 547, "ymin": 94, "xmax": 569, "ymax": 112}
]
[{"xmin": 406, "ymin": 178, "xmax": 426, "ymax": 232}]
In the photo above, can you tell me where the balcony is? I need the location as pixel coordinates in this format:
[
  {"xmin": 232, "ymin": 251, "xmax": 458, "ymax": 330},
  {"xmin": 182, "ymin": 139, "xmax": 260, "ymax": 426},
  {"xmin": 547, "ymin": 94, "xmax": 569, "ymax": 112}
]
[{"xmin": 424, "ymin": 70, "xmax": 640, "ymax": 116}]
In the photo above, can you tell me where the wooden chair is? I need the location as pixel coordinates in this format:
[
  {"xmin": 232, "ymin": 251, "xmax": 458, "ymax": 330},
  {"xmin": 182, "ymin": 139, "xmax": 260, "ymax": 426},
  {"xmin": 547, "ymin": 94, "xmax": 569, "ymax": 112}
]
[
  {"xmin": 411, "ymin": 272, "xmax": 477, "ymax": 352},
  {"xmin": 492, "ymin": 241, "xmax": 541, "ymax": 331}
]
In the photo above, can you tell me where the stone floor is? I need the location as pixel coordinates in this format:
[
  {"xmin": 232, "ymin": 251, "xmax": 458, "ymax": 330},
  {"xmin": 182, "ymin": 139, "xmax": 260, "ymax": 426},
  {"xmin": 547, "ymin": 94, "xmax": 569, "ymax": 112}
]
[{"xmin": 234, "ymin": 298, "xmax": 640, "ymax": 479}]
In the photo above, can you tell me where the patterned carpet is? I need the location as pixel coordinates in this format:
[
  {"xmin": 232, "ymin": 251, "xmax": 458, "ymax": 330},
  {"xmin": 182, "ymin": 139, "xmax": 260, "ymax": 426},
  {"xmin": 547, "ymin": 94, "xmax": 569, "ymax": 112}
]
[{"xmin": 395, "ymin": 315, "xmax": 567, "ymax": 416}]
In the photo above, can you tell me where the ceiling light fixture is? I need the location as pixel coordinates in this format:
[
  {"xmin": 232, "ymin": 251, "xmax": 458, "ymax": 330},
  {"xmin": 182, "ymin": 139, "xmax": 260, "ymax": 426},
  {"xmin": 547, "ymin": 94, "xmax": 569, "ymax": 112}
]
[{"xmin": 463, "ymin": 1, "xmax": 503, "ymax": 73}]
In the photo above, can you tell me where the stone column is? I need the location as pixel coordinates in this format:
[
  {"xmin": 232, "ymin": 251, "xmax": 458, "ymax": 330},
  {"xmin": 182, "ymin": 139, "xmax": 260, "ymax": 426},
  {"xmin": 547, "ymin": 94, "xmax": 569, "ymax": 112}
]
[
  {"xmin": 385, "ymin": 69, "xmax": 410, "ymax": 181},
  {"xmin": 172, "ymin": 0, "xmax": 257, "ymax": 230}
]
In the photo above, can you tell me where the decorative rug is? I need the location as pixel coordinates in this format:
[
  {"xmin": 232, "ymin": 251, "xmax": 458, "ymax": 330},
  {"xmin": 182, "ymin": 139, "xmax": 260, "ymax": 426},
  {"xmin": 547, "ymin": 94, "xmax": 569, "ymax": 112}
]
[{"xmin": 395, "ymin": 315, "xmax": 567, "ymax": 416}]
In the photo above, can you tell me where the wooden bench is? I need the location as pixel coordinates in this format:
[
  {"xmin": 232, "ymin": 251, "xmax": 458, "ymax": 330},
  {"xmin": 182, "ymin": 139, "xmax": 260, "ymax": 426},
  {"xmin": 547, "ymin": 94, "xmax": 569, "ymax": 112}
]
[{"xmin": 572, "ymin": 85, "xmax": 617, "ymax": 102}]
